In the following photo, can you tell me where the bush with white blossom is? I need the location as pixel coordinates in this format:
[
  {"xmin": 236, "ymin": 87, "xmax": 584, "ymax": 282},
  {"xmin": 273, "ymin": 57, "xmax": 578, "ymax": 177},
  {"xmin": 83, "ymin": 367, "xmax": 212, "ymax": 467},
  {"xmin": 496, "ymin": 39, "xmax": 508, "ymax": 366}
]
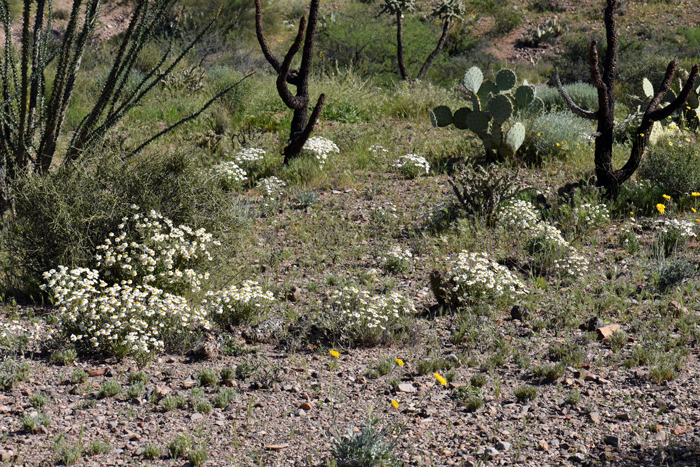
[
  {"xmin": 573, "ymin": 203, "xmax": 610, "ymax": 231},
  {"xmin": 41, "ymin": 207, "xmax": 218, "ymax": 366},
  {"xmin": 232, "ymin": 148, "xmax": 266, "ymax": 173},
  {"xmin": 380, "ymin": 246, "xmax": 413, "ymax": 274},
  {"xmin": 393, "ymin": 154, "xmax": 430, "ymax": 179},
  {"xmin": 328, "ymin": 286, "xmax": 416, "ymax": 346},
  {"xmin": 303, "ymin": 136, "xmax": 339, "ymax": 167},
  {"xmin": 211, "ymin": 161, "xmax": 247, "ymax": 190},
  {"xmin": 201, "ymin": 281, "xmax": 275, "ymax": 328},
  {"xmin": 654, "ymin": 218, "xmax": 696, "ymax": 256},
  {"xmin": 257, "ymin": 176, "xmax": 287, "ymax": 199},
  {"xmin": 446, "ymin": 251, "xmax": 528, "ymax": 305}
]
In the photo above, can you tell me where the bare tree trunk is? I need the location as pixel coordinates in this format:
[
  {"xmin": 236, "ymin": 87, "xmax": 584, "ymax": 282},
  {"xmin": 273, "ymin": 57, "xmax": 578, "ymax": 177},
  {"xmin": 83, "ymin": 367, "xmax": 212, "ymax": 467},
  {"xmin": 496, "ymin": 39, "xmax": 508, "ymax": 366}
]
[{"xmin": 396, "ymin": 11, "xmax": 408, "ymax": 81}]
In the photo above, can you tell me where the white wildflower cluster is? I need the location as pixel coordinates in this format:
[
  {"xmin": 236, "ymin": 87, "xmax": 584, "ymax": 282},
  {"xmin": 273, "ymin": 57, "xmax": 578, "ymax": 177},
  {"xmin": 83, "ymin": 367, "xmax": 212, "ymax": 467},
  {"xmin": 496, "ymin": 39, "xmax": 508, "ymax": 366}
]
[
  {"xmin": 393, "ymin": 154, "xmax": 430, "ymax": 178},
  {"xmin": 380, "ymin": 246, "xmax": 413, "ymax": 274},
  {"xmin": 0, "ymin": 318, "xmax": 52, "ymax": 354},
  {"xmin": 369, "ymin": 145, "xmax": 389, "ymax": 155},
  {"xmin": 446, "ymin": 251, "xmax": 528, "ymax": 303},
  {"xmin": 573, "ymin": 203, "xmax": 610, "ymax": 230},
  {"xmin": 329, "ymin": 286, "xmax": 415, "ymax": 342},
  {"xmin": 202, "ymin": 281, "xmax": 275, "ymax": 328},
  {"xmin": 498, "ymin": 199, "xmax": 589, "ymax": 279},
  {"xmin": 654, "ymin": 218, "xmax": 696, "ymax": 239},
  {"xmin": 232, "ymin": 148, "xmax": 266, "ymax": 172},
  {"xmin": 257, "ymin": 176, "xmax": 287, "ymax": 200},
  {"xmin": 552, "ymin": 252, "xmax": 590, "ymax": 280},
  {"xmin": 41, "ymin": 207, "xmax": 218, "ymax": 362},
  {"xmin": 303, "ymin": 136, "xmax": 339, "ymax": 167},
  {"xmin": 211, "ymin": 161, "xmax": 247, "ymax": 189}
]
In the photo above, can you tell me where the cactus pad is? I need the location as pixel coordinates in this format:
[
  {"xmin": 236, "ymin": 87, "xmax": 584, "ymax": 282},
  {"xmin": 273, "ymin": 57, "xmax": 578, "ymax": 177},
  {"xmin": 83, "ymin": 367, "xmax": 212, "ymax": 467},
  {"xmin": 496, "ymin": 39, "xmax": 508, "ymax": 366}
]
[
  {"xmin": 662, "ymin": 89, "xmax": 676, "ymax": 106},
  {"xmin": 469, "ymin": 94, "xmax": 481, "ymax": 112},
  {"xmin": 463, "ymin": 66, "xmax": 483, "ymax": 94},
  {"xmin": 453, "ymin": 107, "xmax": 472, "ymax": 130},
  {"xmin": 465, "ymin": 111, "xmax": 490, "ymax": 135},
  {"xmin": 488, "ymin": 94, "xmax": 513, "ymax": 124},
  {"xmin": 430, "ymin": 106, "xmax": 453, "ymax": 127},
  {"xmin": 491, "ymin": 124, "xmax": 502, "ymax": 146},
  {"xmin": 527, "ymin": 97, "xmax": 545, "ymax": 115},
  {"xmin": 642, "ymin": 78, "xmax": 654, "ymax": 99},
  {"xmin": 477, "ymin": 80, "xmax": 499, "ymax": 104},
  {"xmin": 514, "ymin": 85, "xmax": 535, "ymax": 110},
  {"xmin": 505, "ymin": 122, "xmax": 526, "ymax": 152},
  {"xmin": 687, "ymin": 90, "xmax": 699, "ymax": 109},
  {"xmin": 495, "ymin": 69, "xmax": 517, "ymax": 92}
]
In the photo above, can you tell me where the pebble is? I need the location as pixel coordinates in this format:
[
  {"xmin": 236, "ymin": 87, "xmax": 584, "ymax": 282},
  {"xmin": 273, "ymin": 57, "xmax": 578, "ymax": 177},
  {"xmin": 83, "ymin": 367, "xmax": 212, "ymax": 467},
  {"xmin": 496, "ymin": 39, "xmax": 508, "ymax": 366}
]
[
  {"xmin": 191, "ymin": 413, "xmax": 203, "ymax": 421},
  {"xmin": 398, "ymin": 383, "xmax": 416, "ymax": 393}
]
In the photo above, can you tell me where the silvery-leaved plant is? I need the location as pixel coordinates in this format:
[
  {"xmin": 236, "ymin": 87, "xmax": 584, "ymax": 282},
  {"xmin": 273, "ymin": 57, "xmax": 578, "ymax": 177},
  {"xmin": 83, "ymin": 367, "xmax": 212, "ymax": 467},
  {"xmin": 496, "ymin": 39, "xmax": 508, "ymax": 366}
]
[
  {"xmin": 41, "ymin": 206, "xmax": 218, "ymax": 367},
  {"xmin": 446, "ymin": 251, "xmax": 527, "ymax": 304},
  {"xmin": 393, "ymin": 154, "xmax": 430, "ymax": 179},
  {"xmin": 303, "ymin": 136, "xmax": 339, "ymax": 167},
  {"xmin": 257, "ymin": 176, "xmax": 287, "ymax": 200}
]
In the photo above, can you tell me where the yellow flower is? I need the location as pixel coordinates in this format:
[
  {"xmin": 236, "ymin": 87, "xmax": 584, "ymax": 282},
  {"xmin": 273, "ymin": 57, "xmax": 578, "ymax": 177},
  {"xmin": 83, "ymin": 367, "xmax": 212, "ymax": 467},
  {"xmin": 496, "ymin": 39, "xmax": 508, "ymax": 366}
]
[
  {"xmin": 395, "ymin": 358, "xmax": 404, "ymax": 367},
  {"xmin": 536, "ymin": 132, "xmax": 540, "ymax": 136},
  {"xmin": 692, "ymin": 208, "xmax": 697, "ymax": 213},
  {"xmin": 434, "ymin": 373, "xmax": 447, "ymax": 386},
  {"xmin": 662, "ymin": 194, "xmax": 671, "ymax": 200},
  {"xmin": 329, "ymin": 350, "xmax": 340, "ymax": 358},
  {"xmin": 391, "ymin": 400, "xmax": 399, "ymax": 408},
  {"xmin": 639, "ymin": 133, "xmax": 644, "ymax": 137},
  {"xmin": 556, "ymin": 143, "xmax": 560, "ymax": 147},
  {"xmin": 692, "ymin": 192, "xmax": 700, "ymax": 197},
  {"xmin": 696, "ymin": 219, "xmax": 700, "ymax": 223},
  {"xmin": 656, "ymin": 204, "xmax": 665, "ymax": 214}
]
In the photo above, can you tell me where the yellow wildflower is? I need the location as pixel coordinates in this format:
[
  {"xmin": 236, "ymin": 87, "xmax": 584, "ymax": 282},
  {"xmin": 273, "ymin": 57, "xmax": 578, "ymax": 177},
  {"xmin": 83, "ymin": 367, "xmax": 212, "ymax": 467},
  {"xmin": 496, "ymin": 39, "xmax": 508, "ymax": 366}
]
[
  {"xmin": 391, "ymin": 400, "xmax": 399, "ymax": 408},
  {"xmin": 434, "ymin": 373, "xmax": 447, "ymax": 386},
  {"xmin": 692, "ymin": 192, "xmax": 700, "ymax": 197},
  {"xmin": 663, "ymin": 194, "xmax": 671, "ymax": 200},
  {"xmin": 692, "ymin": 208, "xmax": 697, "ymax": 213},
  {"xmin": 395, "ymin": 358, "xmax": 404, "ymax": 367},
  {"xmin": 329, "ymin": 350, "xmax": 340, "ymax": 358},
  {"xmin": 656, "ymin": 204, "xmax": 665, "ymax": 214}
]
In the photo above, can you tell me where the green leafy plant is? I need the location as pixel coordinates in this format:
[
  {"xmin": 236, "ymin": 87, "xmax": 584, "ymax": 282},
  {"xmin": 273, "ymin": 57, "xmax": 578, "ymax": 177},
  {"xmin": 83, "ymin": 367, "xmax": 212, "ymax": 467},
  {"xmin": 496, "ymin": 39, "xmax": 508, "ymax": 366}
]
[
  {"xmin": 86, "ymin": 439, "xmax": 111, "ymax": 456},
  {"xmin": 70, "ymin": 369, "xmax": 89, "ymax": 385},
  {"xmin": 22, "ymin": 412, "xmax": 51, "ymax": 433},
  {"xmin": 0, "ymin": 358, "xmax": 30, "ymax": 391},
  {"xmin": 97, "ymin": 380, "xmax": 122, "ymax": 399},
  {"xmin": 453, "ymin": 385, "xmax": 484, "ymax": 412},
  {"xmin": 142, "ymin": 444, "xmax": 162, "ymax": 460},
  {"xmin": 53, "ymin": 432, "xmax": 84, "ymax": 466},
  {"xmin": 330, "ymin": 415, "xmax": 402, "ymax": 467},
  {"xmin": 657, "ymin": 258, "xmax": 697, "ymax": 292},
  {"xmin": 514, "ymin": 384, "xmax": 538, "ymax": 401},
  {"xmin": 167, "ymin": 434, "xmax": 192, "ymax": 459},
  {"xmin": 50, "ymin": 349, "xmax": 77, "ymax": 366},
  {"xmin": 29, "ymin": 392, "xmax": 48, "ymax": 409},
  {"xmin": 212, "ymin": 388, "xmax": 237, "ymax": 409},
  {"xmin": 188, "ymin": 447, "xmax": 209, "ymax": 467},
  {"xmin": 196, "ymin": 369, "xmax": 219, "ymax": 387}
]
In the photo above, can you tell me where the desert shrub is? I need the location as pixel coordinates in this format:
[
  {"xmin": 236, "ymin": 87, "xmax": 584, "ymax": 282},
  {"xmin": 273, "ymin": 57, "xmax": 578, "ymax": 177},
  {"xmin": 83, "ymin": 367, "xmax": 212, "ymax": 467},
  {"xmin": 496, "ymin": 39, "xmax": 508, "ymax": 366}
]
[
  {"xmin": 303, "ymin": 137, "xmax": 340, "ymax": 168},
  {"xmin": 393, "ymin": 154, "xmax": 430, "ymax": 179},
  {"xmin": 202, "ymin": 281, "xmax": 275, "ymax": 328},
  {"xmin": 41, "ymin": 208, "xmax": 217, "ymax": 365},
  {"xmin": 0, "ymin": 319, "xmax": 37, "ymax": 356},
  {"xmin": 656, "ymin": 258, "xmax": 697, "ymax": 292},
  {"xmin": 127, "ymin": 382, "xmax": 146, "ymax": 400},
  {"xmin": 453, "ymin": 385, "xmax": 484, "ymax": 411},
  {"xmin": 50, "ymin": 349, "xmax": 77, "ymax": 366},
  {"xmin": 532, "ymin": 363, "xmax": 565, "ymax": 383},
  {"xmin": 86, "ymin": 439, "xmax": 112, "ymax": 456},
  {"xmin": 211, "ymin": 161, "xmax": 247, "ymax": 190},
  {"xmin": 325, "ymin": 286, "xmax": 417, "ymax": 347},
  {"xmin": 653, "ymin": 219, "xmax": 696, "ymax": 257},
  {"xmin": 0, "ymin": 358, "xmax": 31, "ymax": 390},
  {"xmin": 610, "ymin": 180, "xmax": 668, "ymax": 218},
  {"xmin": 331, "ymin": 415, "xmax": 401, "ymax": 467},
  {"xmin": 97, "ymin": 380, "xmax": 122, "ymax": 399},
  {"xmin": 142, "ymin": 444, "xmax": 162, "ymax": 460},
  {"xmin": 535, "ymin": 83, "xmax": 598, "ymax": 111},
  {"xmin": 521, "ymin": 111, "xmax": 593, "ymax": 163},
  {"xmin": 380, "ymin": 246, "xmax": 413, "ymax": 274},
  {"xmin": 638, "ymin": 133, "xmax": 700, "ymax": 197},
  {"xmin": 514, "ymin": 384, "xmax": 538, "ymax": 401},
  {"xmin": 212, "ymin": 388, "xmax": 237, "ymax": 408},
  {"xmin": 196, "ymin": 369, "xmax": 218, "ymax": 387},
  {"xmin": 188, "ymin": 447, "xmax": 209, "ymax": 467},
  {"xmin": 71, "ymin": 369, "xmax": 89, "ymax": 385},
  {"xmin": 2, "ymin": 149, "xmax": 247, "ymax": 298},
  {"xmin": 167, "ymin": 434, "xmax": 192, "ymax": 459},
  {"xmin": 618, "ymin": 228, "xmax": 640, "ymax": 254},
  {"xmin": 23, "ymin": 412, "xmax": 52, "ymax": 433}
]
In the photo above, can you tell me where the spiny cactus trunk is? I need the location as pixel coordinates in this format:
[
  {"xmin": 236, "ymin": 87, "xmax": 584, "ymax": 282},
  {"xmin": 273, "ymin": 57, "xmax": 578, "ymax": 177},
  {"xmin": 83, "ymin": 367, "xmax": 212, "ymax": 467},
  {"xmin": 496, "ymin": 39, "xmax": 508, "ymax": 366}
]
[{"xmin": 552, "ymin": 0, "xmax": 699, "ymax": 198}]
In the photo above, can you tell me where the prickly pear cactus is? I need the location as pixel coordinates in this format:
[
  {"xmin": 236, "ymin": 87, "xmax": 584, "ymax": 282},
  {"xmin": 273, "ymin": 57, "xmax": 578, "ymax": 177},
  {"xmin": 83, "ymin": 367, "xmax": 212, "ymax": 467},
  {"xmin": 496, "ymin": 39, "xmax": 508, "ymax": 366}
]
[{"xmin": 432, "ymin": 66, "xmax": 542, "ymax": 162}]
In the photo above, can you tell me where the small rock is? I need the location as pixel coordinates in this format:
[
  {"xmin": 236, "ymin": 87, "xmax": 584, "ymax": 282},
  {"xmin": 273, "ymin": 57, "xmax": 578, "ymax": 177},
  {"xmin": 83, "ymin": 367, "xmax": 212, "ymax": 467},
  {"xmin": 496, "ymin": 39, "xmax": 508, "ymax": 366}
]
[
  {"xmin": 596, "ymin": 324, "xmax": 621, "ymax": 340},
  {"xmin": 299, "ymin": 402, "xmax": 312, "ymax": 411},
  {"xmin": 569, "ymin": 452, "xmax": 586, "ymax": 462},
  {"xmin": 87, "ymin": 369, "xmax": 106, "ymax": 377},
  {"xmin": 616, "ymin": 412, "xmax": 630, "ymax": 421},
  {"xmin": 182, "ymin": 377, "xmax": 197, "ymax": 389},
  {"xmin": 285, "ymin": 286, "xmax": 301, "ymax": 302},
  {"xmin": 589, "ymin": 412, "xmax": 602, "ymax": 425},
  {"xmin": 440, "ymin": 450, "xmax": 452, "ymax": 456},
  {"xmin": 585, "ymin": 316, "xmax": 604, "ymax": 331},
  {"xmin": 0, "ymin": 450, "xmax": 15, "ymax": 462},
  {"xmin": 511, "ymin": 305, "xmax": 530, "ymax": 321},
  {"xmin": 265, "ymin": 443, "xmax": 290, "ymax": 450},
  {"xmin": 484, "ymin": 447, "xmax": 500, "ymax": 458},
  {"xmin": 398, "ymin": 383, "xmax": 416, "ymax": 393},
  {"xmin": 445, "ymin": 354, "xmax": 459, "ymax": 364},
  {"xmin": 673, "ymin": 426, "xmax": 690, "ymax": 436},
  {"xmin": 165, "ymin": 356, "xmax": 179, "ymax": 363},
  {"xmin": 537, "ymin": 440, "xmax": 548, "ymax": 451},
  {"xmin": 191, "ymin": 413, "xmax": 203, "ymax": 422},
  {"xmin": 655, "ymin": 431, "xmax": 667, "ymax": 442},
  {"xmin": 603, "ymin": 435, "xmax": 619, "ymax": 447},
  {"xmin": 356, "ymin": 376, "xmax": 367, "ymax": 384},
  {"xmin": 295, "ymin": 409, "xmax": 306, "ymax": 417},
  {"xmin": 154, "ymin": 385, "xmax": 171, "ymax": 401},
  {"xmin": 584, "ymin": 373, "xmax": 598, "ymax": 382},
  {"xmin": 128, "ymin": 433, "xmax": 140, "ymax": 441},
  {"xmin": 496, "ymin": 441, "xmax": 511, "ymax": 452}
]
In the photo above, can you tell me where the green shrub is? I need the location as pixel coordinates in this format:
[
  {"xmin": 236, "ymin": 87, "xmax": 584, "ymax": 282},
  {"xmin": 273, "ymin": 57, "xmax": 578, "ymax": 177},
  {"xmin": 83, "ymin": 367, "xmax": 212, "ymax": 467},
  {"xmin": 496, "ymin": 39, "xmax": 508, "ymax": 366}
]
[
  {"xmin": 220, "ymin": 367, "xmax": 235, "ymax": 383},
  {"xmin": 532, "ymin": 363, "xmax": 565, "ymax": 383},
  {"xmin": 129, "ymin": 371, "xmax": 150, "ymax": 385},
  {"xmin": 22, "ymin": 412, "xmax": 51, "ymax": 433},
  {"xmin": 618, "ymin": 229, "xmax": 640, "ymax": 254},
  {"xmin": 196, "ymin": 369, "xmax": 219, "ymax": 387},
  {"xmin": 212, "ymin": 388, "xmax": 237, "ymax": 408},
  {"xmin": 53, "ymin": 433, "xmax": 84, "ymax": 466},
  {"xmin": 521, "ymin": 111, "xmax": 593, "ymax": 163},
  {"xmin": 0, "ymin": 358, "xmax": 31, "ymax": 391},
  {"xmin": 86, "ymin": 439, "xmax": 112, "ymax": 456},
  {"xmin": 50, "ymin": 349, "xmax": 77, "ymax": 366},
  {"xmin": 29, "ymin": 393, "xmax": 48, "ymax": 410},
  {"xmin": 203, "ymin": 281, "xmax": 275, "ymax": 329},
  {"xmin": 97, "ymin": 380, "xmax": 122, "ymax": 399},
  {"xmin": 610, "ymin": 330, "xmax": 628, "ymax": 353},
  {"xmin": 470, "ymin": 374, "xmax": 487, "ymax": 388},
  {"xmin": 142, "ymin": 444, "xmax": 162, "ymax": 460},
  {"xmin": 188, "ymin": 447, "xmax": 209, "ymax": 467},
  {"xmin": 195, "ymin": 401, "xmax": 213, "ymax": 414},
  {"xmin": 168, "ymin": 434, "xmax": 192, "ymax": 459},
  {"xmin": 657, "ymin": 258, "xmax": 697, "ymax": 292},
  {"xmin": 127, "ymin": 382, "xmax": 146, "ymax": 400},
  {"xmin": 639, "ymin": 133, "xmax": 700, "ymax": 197},
  {"xmin": 331, "ymin": 416, "xmax": 401, "ymax": 467},
  {"xmin": 566, "ymin": 389, "xmax": 582, "ymax": 405},
  {"xmin": 161, "ymin": 395, "xmax": 187, "ymax": 412},
  {"xmin": 2, "ymin": 149, "xmax": 247, "ymax": 298},
  {"xmin": 535, "ymin": 83, "xmax": 599, "ymax": 111},
  {"xmin": 514, "ymin": 384, "xmax": 538, "ymax": 401},
  {"xmin": 70, "ymin": 369, "xmax": 89, "ymax": 385},
  {"xmin": 453, "ymin": 385, "xmax": 484, "ymax": 412}
]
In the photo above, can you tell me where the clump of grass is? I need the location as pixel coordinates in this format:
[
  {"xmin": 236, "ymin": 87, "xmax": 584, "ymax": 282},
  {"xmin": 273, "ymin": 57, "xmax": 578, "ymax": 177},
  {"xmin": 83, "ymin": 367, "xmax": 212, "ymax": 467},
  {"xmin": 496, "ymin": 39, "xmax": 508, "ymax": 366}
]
[
  {"xmin": 29, "ymin": 392, "xmax": 48, "ymax": 409},
  {"xmin": 470, "ymin": 374, "xmax": 487, "ymax": 388},
  {"xmin": 212, "ymin": 388, "xmax": 237, "ymax": 408},
  {"xmin": 161, "ymin": 395, "xmax": 186, "ymax": 412},
  {"xmin": 453, "ymin": 385, "xmax": 484, "ymax": 412},
  {"xmin": 129, "ymin": 371, "xmax": 149, "ymax": 385},
  {"xmin": 415, "ymin": 357, "xmax": 457, "ymax": 376},
  {"xmin": 97, "ymin": 380, "xmax": 122, "ymax": 399},
  {"xmin": 331, "ymin": 415, "xmax": 401, "ymax": 467},
  {"xmin": 127, "ymin": 382, "xmax": 146, "ymax": 400},
  {"xmin": 364, "ymin": 356, "xmax": 395, "ymax": 379},
  {"xmin": 220, "ymin": 367, "xmax": 235, "ymax": 383},
  {"xmin": 168, "ymin": 434, "xmax": 192, "ymax": 459},
  {"xmin": 86, "ymin": 439, "xmax": 111, "ymax": 456},
  {"xmin": 142, "ymin": 444, "xmax": 162, "ymax": 460},
  {"xmin": 656, "ymin": 258, "xmax": 697, "ymax": 292},
  {"xmin": 22, "ymin": 412, "xmax": 51, "ymax": 432},
  {"xmin": 188, "ymin": 447, "xmax": 209, "ymax": 467},
  {"xmin": 532, "ymin": 363, "xmax": 566, "ymax": 383},
  {"xmin": 70, "ymin": 369, "xmax": 88, "ymax": 385},
  {"xmin": 50, "ymin": 349, "xmax": 77, "ymax": 366},
  {"xmin": 53, "ymin": 432, "xmax": 84, "ymax": 466},
  {"xmin": 610, "ymin": 330, "xmax": 628, "ymax": 353},
  {"xmin": 0, "ymin": 358, "xmax": 31, "ymax": 391},
  {"xmin": 566, "ymin": 389, "xmax": 582, "ymax": 405},
  {"xmin": 196, "ymin": 369, "xmax": 218, "ymax": 387},
  {"xmin": 514, "ymin": 384, "xmax": 538, "ymax": 401}
]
